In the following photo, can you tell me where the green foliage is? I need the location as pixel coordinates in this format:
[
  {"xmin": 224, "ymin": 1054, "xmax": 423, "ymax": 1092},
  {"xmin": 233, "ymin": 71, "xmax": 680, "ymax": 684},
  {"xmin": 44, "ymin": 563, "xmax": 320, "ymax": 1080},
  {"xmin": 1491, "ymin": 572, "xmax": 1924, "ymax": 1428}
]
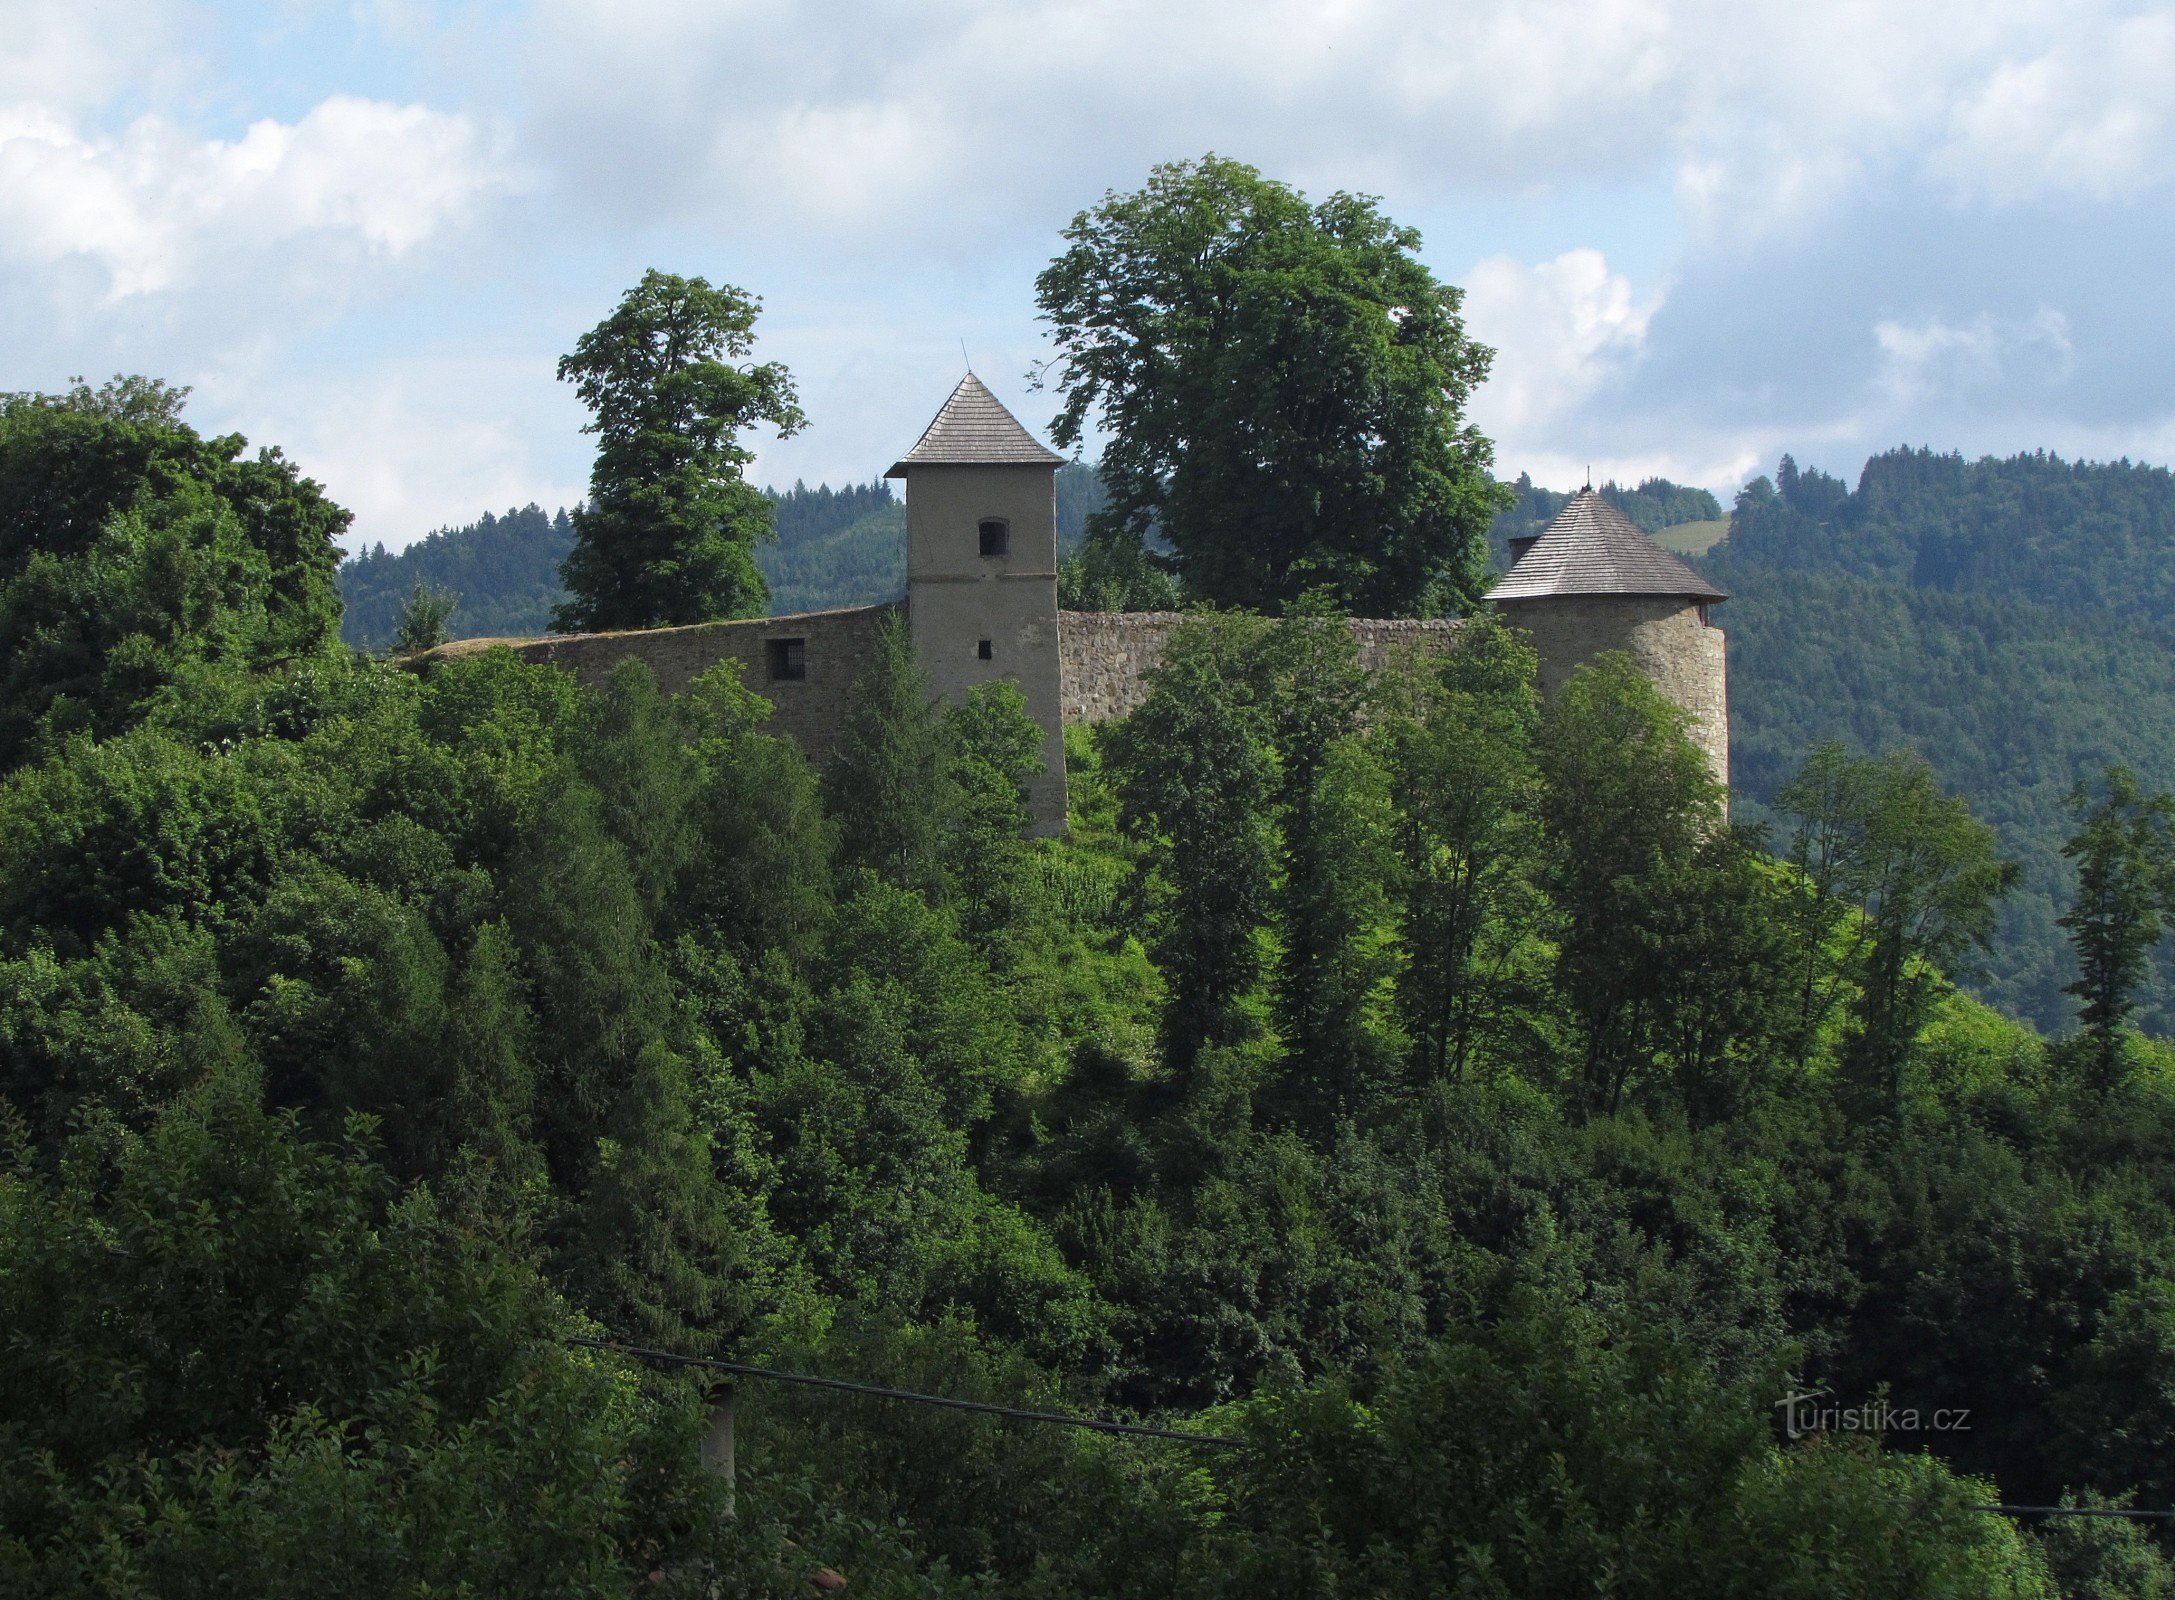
[
  {"xmin": 1198, "ymin": 1298, "xmax": 2051, "ymax": 1599},
  {"xmin": 825, "ymin": 612, "xmax": 952, "ymax": 892},
  {"xmin": 2061, "ymin": 767, "xmax": 2175, "ymax": 1085},
  {"xmin": 1100, "ymin": 613, "xmax": 1278, "ymax": 1068},
  {"xmin": 4, "ymin": 391, "xmax": 2173, "ymax": 1591},
  {"xmin": 0, "ymin": 1064, "xmax": 745, "ymax": 1597},
  {"xmin": 555, "ymin": 270, "xmax": 805, "ymax": 631},
  {"xmin": 390, "ymin": 578, "xmax": 458, "ymax": 653},
  {"xmin": 1037, "ymin": 155, "xmax": 1507, "ymax": 616},
  {"xmin": 340, "ymin": 504, "xmax": 574, "ymax": 648},
  {"xmin": 1379, "ymin": 614, "xmax": 1542, "ymax": 1083},
  {"xmin": 1707, "ymin": 446, "xmax": 2175, "ymax": 1034},
  {"xmin": 0, "ymin": 379, "xmax": 346, "ymax": 770},
  {"xmin": 1777, "ymin": 744, "xmax": 2019, "ymax": 1112}
]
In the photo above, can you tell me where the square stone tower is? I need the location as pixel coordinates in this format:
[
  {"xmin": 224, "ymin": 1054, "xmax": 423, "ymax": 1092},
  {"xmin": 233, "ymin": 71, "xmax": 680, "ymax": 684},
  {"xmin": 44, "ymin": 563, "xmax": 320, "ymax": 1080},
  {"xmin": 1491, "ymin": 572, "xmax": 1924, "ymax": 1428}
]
[{"xmin": 886, "ymin": 374, "xmax": 1070, "ymax": 834}]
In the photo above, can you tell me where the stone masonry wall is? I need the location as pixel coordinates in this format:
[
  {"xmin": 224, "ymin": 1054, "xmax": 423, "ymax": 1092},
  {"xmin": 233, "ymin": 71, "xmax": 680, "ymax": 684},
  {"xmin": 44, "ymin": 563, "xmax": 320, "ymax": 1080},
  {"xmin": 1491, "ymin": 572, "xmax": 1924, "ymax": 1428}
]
[
  {"xmin": 419, "ymin": 600, "xmax": 1725, "ymax": 799},
  {"xmin": 1057, "ymin": 611, "xmax": 1468, "ymax": 724},
  {"xmin": 421, "ymin": 603, "xmax": 899, "ymax": 766},
  {"xmin": 1494, "ymin": 594, "xmax": 1729, "ymax": 788}
]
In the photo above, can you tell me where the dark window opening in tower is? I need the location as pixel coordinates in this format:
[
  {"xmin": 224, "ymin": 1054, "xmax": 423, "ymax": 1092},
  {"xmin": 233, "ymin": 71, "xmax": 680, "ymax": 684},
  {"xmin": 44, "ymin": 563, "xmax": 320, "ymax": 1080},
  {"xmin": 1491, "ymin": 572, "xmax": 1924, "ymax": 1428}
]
[
  {"xmin": 979, "ymin": 518, "xmax": 1010, "ymax": 556},
  {"xmin": 766, "ymin": 638, "xmax": 807, "ymax": 681},
  {"xmin": 977, "ymin": 639, "xmax": 993, "ymax": 660}
]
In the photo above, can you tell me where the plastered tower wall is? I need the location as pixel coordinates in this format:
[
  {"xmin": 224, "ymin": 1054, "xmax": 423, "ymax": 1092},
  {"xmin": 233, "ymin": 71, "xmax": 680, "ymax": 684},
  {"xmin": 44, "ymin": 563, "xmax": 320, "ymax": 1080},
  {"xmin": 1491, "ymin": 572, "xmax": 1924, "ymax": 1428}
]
[
  {"xmin": 903, "ymin": 463, "xmax": 1069, "ymax": 834},
  {"xmin": 1494, "ymin": 594, "xmax": 1730, "ymax": 787}
]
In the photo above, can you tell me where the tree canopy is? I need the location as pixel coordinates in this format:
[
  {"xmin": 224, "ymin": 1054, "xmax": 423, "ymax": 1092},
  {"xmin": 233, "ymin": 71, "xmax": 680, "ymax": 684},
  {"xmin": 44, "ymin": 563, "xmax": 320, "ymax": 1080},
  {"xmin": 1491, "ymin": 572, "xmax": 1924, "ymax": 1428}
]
[
  {"xmin": 1035, "ymin": 155, "xmax": 1507, "ymax": 617},
  {"xmin": 554, "ymin": 271, "xmax": 805, "ymax": 632}
]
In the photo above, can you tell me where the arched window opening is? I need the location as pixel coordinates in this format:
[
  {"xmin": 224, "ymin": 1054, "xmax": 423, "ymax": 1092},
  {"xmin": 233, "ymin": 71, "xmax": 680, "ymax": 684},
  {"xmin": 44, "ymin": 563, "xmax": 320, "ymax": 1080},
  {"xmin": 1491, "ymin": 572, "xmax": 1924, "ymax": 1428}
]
[{"xmin": 978, "ymin": 518, "xmax": 1010, "ymax": 557}]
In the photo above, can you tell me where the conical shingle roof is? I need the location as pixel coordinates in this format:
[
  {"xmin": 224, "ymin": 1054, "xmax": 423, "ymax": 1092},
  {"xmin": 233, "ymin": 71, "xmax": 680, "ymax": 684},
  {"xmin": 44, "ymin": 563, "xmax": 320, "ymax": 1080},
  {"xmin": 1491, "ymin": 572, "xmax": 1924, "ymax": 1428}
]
[
  {"xmin": 1491, "ymin": 488, "xmax": 1727, "ymax": 603},
  {"xmin": 885, "ymin": 373, "xmax": 1065, "ymax": 477}
]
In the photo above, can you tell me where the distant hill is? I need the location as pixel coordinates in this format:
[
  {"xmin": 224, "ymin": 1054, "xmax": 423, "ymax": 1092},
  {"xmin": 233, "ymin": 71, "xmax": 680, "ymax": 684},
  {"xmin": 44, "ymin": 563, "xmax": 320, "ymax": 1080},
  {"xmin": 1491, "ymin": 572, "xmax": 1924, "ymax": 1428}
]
[
  {"xmin": 1654, "ymin": 518, "xmax": 1729, "ymax": 555},
  {"xmin": 1698, "ymin": 448, "xmax": 2175, "ymax": 1034},
  {"xmin": 340, "ymin": 505, "xmax": 575, "ymax": 649},
  {"xmin": 340, "ymin": 462, "xmax": 1112, "ymax": 644},
  {"xmin": 1490, "ymin": 475, "xmax": 1723, "ymax": 568}
]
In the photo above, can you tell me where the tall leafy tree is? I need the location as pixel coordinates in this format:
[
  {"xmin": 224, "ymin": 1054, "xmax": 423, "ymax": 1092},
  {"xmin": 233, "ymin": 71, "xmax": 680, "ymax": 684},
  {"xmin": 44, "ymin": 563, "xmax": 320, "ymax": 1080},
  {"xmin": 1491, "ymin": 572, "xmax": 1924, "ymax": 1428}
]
[
  {"xmin": 1380, "ymin": 615, "xmax": 1542, "ymax": 1083},
  {"xmin": 2059, "ymin": 765, "xmax": 2175, "ymax": 1084},
  {"xmin": 1035, "ymin": 155, "xmax": 1507, "ymax": 616},
  {"xmin": 1534, "ymin": 655, "xmax": 1723, "ymax": 1115},
  {"xmin": 1258, "ymin": 606, "xmax": 1395, "ymax": 1122},
  {"xmin": 553, "ymin": 271, "xmax": 804, "ymax": 631},
  {"xmin": 0, "ymin": 378, "xmax": 347, "ymax": 768},
  {"xmin": 1102, "ymin": 615, "xmax": 1278, "ymax": 1070},
  {"xmin": 1776, "ymin": 745, "xmax": 2017, "ymax": 1113}
]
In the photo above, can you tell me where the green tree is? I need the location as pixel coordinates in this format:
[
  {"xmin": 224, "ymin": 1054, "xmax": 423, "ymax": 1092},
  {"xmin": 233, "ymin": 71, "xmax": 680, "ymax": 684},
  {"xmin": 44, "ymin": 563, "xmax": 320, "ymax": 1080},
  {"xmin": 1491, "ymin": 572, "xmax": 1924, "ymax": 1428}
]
[
  {"xmin": 944, "ymin": 679, "xmax": 1046, "ymax": 949},
  {"xmin": 2059, "ymin": 765, "xmax": 2175, "ymax": 1085},
  {"xmin": 1776, "ymin": 745, "xmax": 2017, "ymax": 1113},
  {"xmin": 1102, "ymin": 615, "xmax": 1278, "ymax": 1070},
  {"xmin": 553, "ymin": 271, "xmax": 805, "ymax": 631},
  {"xmin": 1197, "ymin": 1299, "xmax": 2054, "ymax": 1600},
  {"xmin": 1257, "ymin": 606, "xmax": 1395, "ymax": 1122},
  {"xmin": 0, "ymin": 1063, "xmax": 746, "ymax": 1597},
  {"xmin": 825, "ymin": 614, "xmax": 953, "ymax": 894},
  {"xmin": 391, "ymin": 579, "xmax": 459, "ymax": 654},
  {"xmin": 1379, "ymin": 616, "xmax": 1542, "ymax": 1083},
  {"xmin": 1534, "ymin": 655, "xmax": 1723, "ymax": 1115},
  {"xmin": 1035, "ymin": 155, "xmax": 1507, "ymax": 616},
  {"xmin": 0, "ymin": 379, "xmax": 347, "ymax": 768}
]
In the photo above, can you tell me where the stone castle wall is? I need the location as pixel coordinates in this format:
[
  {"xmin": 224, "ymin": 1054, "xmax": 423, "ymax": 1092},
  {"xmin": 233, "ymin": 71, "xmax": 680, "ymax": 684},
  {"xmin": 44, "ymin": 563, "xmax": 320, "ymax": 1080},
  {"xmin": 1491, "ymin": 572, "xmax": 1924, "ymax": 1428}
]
[
  {"xmin": 423, "ymin": 602, "xmax": 899, "ymax": 765},
  {"xmin": 420, "ymin": 600, "xmax": 1724, "ymax": 795},
  {"xmin": 1056, "ymin": 611, "xmax": 1468, "ymax": 724}
]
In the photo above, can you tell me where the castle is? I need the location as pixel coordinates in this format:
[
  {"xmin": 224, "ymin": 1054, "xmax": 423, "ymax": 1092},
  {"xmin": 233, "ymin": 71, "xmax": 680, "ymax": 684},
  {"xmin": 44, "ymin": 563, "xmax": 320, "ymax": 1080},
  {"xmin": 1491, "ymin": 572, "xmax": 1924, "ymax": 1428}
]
[{"xmin": 427, "ymin": 375, "xmax": 1729, "ymax": 828}]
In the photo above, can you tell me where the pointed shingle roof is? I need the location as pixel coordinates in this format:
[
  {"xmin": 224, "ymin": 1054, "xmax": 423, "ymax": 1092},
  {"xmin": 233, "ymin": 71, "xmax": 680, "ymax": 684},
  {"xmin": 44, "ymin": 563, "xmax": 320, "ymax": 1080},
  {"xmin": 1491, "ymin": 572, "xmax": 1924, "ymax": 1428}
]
[
  {"xmin": 1491, "ymin": 488, "xmax": 1727, "ymax": 603},
  {"xmin": 885, "ymin": 373, "xmax": 1066, "ymax": 477}
]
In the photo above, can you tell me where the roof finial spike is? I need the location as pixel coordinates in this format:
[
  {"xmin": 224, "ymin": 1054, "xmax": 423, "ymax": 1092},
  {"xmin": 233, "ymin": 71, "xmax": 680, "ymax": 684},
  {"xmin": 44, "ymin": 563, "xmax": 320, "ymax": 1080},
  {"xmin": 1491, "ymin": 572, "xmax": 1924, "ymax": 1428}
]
[
  {"xmin": 960, "ymin": 338, "xmax": 973, "ymax": 374},
  {"xmin": 1585, "ymin": 464, "xmax": 1592, "ymax": 492}
]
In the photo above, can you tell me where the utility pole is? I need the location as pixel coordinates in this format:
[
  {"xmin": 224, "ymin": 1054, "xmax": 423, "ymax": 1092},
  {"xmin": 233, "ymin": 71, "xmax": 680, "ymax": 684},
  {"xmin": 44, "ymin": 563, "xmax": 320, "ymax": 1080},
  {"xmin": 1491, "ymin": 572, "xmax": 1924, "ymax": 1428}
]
[{"xmin": 702, "ymin": 1382, "xmax": 735, "ymax": 1518}]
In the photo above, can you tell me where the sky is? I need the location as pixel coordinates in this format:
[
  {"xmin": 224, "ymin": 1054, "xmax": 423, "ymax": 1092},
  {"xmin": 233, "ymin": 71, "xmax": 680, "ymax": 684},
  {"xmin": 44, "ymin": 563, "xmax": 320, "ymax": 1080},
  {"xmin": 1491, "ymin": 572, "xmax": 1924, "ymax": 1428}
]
[{"xmin": 5, "ymin": 0, "xmax": 2174, "ymax": 553}]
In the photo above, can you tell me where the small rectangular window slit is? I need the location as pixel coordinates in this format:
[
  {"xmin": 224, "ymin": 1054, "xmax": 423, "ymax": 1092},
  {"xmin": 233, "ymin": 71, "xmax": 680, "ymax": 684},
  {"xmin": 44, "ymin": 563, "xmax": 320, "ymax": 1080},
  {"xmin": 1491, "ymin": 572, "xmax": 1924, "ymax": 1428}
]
[
  {"xmin": 766, "ymin": 638, "xmax": 807, "ymax": 681},
  {"xmin": 977, "ymin": 639, "xmax": 993, "ymax": 661}
]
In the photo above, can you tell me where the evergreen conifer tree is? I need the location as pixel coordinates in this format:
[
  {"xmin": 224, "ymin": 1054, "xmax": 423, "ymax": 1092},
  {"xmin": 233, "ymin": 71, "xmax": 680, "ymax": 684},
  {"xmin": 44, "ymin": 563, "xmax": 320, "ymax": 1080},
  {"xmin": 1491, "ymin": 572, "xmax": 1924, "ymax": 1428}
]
[{"xmin": 825, "ymin": 614, "xmax": 953, "ymax": 893}]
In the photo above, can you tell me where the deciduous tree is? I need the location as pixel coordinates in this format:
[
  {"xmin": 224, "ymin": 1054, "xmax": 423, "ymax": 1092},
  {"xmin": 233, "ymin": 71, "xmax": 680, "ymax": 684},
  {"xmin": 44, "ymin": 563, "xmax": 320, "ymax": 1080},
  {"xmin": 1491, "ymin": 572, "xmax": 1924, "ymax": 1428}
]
[
  {"xmin": 554, "ymin": 271, "xmax": 803, "ymax": 631},
  {"xmin": 1035, "ymin": 156, "xmax": 1506, "ymax": 617}
]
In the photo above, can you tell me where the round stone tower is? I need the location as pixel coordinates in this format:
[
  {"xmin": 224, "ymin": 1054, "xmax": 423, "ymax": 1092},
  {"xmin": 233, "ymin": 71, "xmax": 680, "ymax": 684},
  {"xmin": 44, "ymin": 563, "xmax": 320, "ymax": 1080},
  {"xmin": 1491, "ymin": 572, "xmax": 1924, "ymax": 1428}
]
[{"xmin": 1490, "ymin": 487, "xmax": 1730, "ymax": 787}]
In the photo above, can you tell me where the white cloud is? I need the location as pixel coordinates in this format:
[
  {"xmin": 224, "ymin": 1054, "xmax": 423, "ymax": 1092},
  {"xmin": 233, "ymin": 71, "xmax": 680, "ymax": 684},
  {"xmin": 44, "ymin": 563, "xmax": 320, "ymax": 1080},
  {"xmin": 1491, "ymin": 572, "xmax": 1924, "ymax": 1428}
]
[
  {"xmin": 0, "ymin": 94, "xmax": 515, "ymax": 298},
  {"xmin": 1873, "ymin": 307, "xmax": 2074, "ymax": 409},
  {"xmin": 1930, "ymin": 13, "xmax": 2175, "ymax": 205},
  {"xmin": 1465, "ymin": 248, "xmax": 1657, "ymax": 440},
  {"xmin": 211, "ymin": 355, "xmax": 590, "ymax": 554}
]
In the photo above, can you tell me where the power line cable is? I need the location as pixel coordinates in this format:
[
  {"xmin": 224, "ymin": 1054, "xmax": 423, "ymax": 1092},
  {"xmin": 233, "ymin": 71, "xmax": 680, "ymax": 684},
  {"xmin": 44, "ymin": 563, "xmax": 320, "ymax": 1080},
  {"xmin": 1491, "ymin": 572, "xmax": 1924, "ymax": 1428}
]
[
  {"xmin": 567, "ymin": 1337, "xmax": 1244, "ymax": 1448},
  {"xmin": 1974, "ymin": 1504, "xmax": 2175, "ymax": 1520}
]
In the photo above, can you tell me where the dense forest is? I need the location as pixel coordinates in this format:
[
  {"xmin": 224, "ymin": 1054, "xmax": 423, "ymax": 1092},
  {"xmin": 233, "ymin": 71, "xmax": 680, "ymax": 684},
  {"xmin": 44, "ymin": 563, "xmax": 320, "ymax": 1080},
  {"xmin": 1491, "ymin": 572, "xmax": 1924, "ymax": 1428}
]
[
  {"xmin": 1705, "ymin": 448, "xmax": 2175, "ymax": 1032},
  {"xmin": 341, "ymin": 504, "xmax": 577, "ymax": 648},
  {"xmin": 5, "ymin": 379, "xmax": 2174, "ymax": 1595}
]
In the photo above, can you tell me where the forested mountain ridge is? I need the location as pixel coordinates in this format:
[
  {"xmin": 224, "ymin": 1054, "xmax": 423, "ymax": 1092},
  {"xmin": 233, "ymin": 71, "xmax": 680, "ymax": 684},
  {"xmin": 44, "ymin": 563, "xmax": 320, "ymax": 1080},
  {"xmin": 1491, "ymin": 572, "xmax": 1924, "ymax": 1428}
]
[
  {"xmin": 1702, "ymin": 447, "xmax": 2175, "ymax": 1032},
  {"xmin": 11, "ymin": 384, "xmax": 2171, "ymax": 1594},
  {"xmin": 341, "ymin": 503, "xmax": 575, "ymax": 647},
  {"xmin": 339, "ymin": 462, "xmax": 1108, "ymax": 643}
]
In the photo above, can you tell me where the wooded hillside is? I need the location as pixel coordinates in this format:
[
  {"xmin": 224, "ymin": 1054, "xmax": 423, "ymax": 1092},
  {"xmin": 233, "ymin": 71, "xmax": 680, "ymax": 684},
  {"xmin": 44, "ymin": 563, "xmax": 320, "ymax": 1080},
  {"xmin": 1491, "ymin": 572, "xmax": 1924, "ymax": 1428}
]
[{"xmin": 7, "ymin": 384, "xmax": 2170, "ymax": 1596}]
